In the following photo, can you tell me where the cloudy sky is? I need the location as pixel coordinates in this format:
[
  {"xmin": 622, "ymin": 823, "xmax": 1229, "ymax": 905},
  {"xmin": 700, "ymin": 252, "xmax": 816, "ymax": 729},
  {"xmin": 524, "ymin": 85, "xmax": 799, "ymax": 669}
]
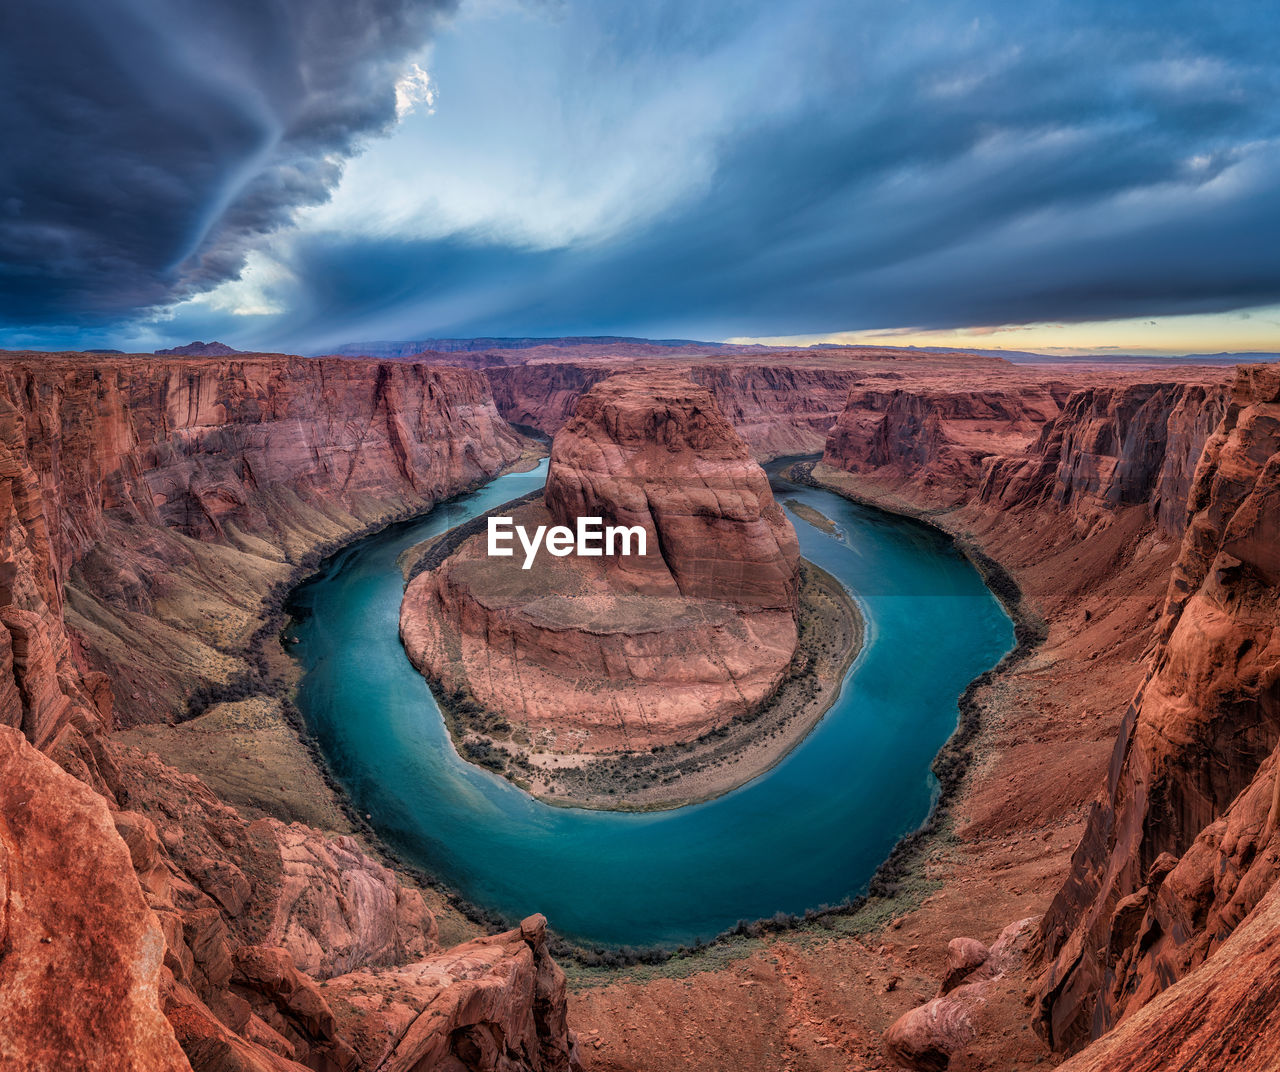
[{"xmin": 2, "ymin": 0, "xmax": 1279, "ymax": 354}]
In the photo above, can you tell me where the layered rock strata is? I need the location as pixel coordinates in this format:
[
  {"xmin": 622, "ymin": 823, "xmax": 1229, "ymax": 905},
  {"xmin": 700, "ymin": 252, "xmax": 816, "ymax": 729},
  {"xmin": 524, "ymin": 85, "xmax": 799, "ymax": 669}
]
[
  {"xmin": 487, "ymin": 361, "xmax": 865, "ymax": 458},
  {"xmin": 823, "ymin": 384, "xmax": 1069, "ymax": 503},
  {"xmin": 1036, "ymin": 363, "xmax": 1280, "ymax": 1051},
  {"xmin": 820, "ymin": 376, "xmax": 1229, "ymax": 534},
  {"xmin": 978, "ymin": 382, "xmax": 1229, "ymax": 537},
  {"xmin": 485, "ymin": 350, "xmax": 1219, "ymax": 468},
  {"xmin": 0, "ymin": 354, "xmax": 525, "ymax": 724},
  {"xmin": 0, "ymin": 353, "xmax": 577, "ymax": 1072},
  {"xmin": 567, "ymin": 360, "xmax": 1277, "ymax": 1072},
  {"xmin": 402, "ymin": 371, "xmax": 801, "ymax": 751}
]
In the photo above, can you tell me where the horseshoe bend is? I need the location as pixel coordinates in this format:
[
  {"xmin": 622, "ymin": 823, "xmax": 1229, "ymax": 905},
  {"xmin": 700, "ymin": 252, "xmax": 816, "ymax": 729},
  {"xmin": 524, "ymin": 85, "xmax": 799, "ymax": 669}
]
[{"xmin": 398, "ymin": 371, "xmax": 871, "ymax": 808}]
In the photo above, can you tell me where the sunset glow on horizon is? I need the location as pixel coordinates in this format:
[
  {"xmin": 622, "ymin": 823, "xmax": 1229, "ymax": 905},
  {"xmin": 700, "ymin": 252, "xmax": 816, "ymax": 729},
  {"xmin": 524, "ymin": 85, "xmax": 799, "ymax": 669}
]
[{"xmin": 729, "ymin": 304, "xmax": 1280, "ymax": 356}]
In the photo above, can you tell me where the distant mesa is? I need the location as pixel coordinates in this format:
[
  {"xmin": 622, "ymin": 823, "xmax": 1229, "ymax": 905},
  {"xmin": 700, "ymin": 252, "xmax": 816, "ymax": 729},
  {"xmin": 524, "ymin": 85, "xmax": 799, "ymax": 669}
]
[
  {"xmin": 154, "ymin": 340, "xmax": 241, "ymax": 356},
  {"xmin": 400, "ymin": 370, "xmax": 801, "ymax": 753}
]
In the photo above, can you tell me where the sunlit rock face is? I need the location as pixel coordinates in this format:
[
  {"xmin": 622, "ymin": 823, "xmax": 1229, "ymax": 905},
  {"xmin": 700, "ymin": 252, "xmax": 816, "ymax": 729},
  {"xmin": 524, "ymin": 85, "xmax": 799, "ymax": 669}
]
[
  {"xmin": 401, "ymin": 371, "xmax": 802, "ymax": 752},
  {"xmin": 543, "ymin": 371, "xmax": 800, "ymax": 608},
  {"xmin": 1036, "ymin": 363, "xmax": 1280, "ymax": 1054}
]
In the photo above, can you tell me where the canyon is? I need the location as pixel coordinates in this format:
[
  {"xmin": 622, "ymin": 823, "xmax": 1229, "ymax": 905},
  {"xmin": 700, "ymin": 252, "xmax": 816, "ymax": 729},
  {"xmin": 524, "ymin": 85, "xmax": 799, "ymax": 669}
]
[{"xmin": 2, "ymin": 342, "xmax": 1279, "ymax": 1072}]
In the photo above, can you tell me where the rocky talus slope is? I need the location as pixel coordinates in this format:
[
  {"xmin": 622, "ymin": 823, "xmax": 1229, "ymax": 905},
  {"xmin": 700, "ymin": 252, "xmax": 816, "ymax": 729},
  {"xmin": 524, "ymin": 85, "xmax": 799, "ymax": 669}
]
[
  {"xmin": 0, "ymin": 353, "xmax": 577, "ymax": 1072},
  {"xmin": 401, "ymin": 371, "xmax": 801, "ymax": 752}
]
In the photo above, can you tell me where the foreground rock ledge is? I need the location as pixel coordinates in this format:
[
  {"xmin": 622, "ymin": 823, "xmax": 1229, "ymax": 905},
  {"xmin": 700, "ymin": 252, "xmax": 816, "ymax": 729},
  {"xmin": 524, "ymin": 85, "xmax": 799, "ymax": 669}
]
[{"xmin": 401, "ymin": 371, "xmax": 801, "ymax": 753}]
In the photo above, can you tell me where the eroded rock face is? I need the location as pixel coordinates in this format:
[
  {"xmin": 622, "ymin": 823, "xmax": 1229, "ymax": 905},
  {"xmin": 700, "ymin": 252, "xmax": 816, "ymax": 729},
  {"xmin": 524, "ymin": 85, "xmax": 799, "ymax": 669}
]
[
  {"xmin": 884, "ymin": 994, "xmax": 978, "ymax": 1072},
  {"xmin": 0, "ymin": 352, "xmax": 578, "ymax": 1072},
  {"xmin": 0, "ymin": 354, "xmax": 525, "ymax": 726},
  {"xmin": 402, "ymin": 371, "xmax": 801, "ymax": 751},
  {"xmin": 824, "ymin": 385, "xmax": 1067, "ymax": 503},
  {"xmin": 1052, "ymin": 880, "xmax": 1280, "ymax": 1072},
  {"xmin": 487, "ymin": 363, "xmax": 613, "ymax": 437},
  {"xmin": 691, "ymin": 365, "xmax": 863, "ymax": 458},
  {"xmin": 0, "ymin": 726, "xmax": 189, "ymax": 1072},
  {"xmin": 105, "ymin": 745, "xmax": 440, "ymax": 983},
  {"xmin": 486, "ymin": 361, "xmax": 861, "ymax": 458},
  {"xmin": 325, "ymin": 914, "xmax": 580, "ymax": 1072},
  {"xmin": 1036, "ymin": 364, "xmax": 1280, "ymax": 1052},
  {"xmin": 820, "ymin": 377, "xmax": 1230, "ymax": 540},
  {"xmin": 883, "ymin": 917, "xmax": 1039, "ymax": 1071},
  {"xmin": 543, "ymin": 372, "xmax": 799, "ymax": 608},
  {"xmin": 978, "ymin": 383, "xmax": 1229, "ymax": 537},
  {"xmin": 58, "ymin": 734, "xmax": 577, "ymax": 1072}
]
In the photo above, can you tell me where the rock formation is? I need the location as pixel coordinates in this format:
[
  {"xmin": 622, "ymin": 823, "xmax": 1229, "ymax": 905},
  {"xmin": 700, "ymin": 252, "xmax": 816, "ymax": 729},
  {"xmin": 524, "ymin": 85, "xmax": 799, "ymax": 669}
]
[
  {"xmin": 0, "ymin": 354, "xmax": 525, "ymax": 724},
  {"xmin": 5, "ymin": 342, "xmax": 1280, "ymax": 1072},
  {"xmin": 1049, "ymin": 881, "xmax": 1280, "ymax": 1072},
  {"xmin": 823, "ymin": 384, "xmax": 1068, "ymax": 502},
  {"xmin": 882, "ymin": 918, "xmax": 1040, "ymax": 1071},
  {"xmin": 0, "ymin": 726, "xmax": 190, "ymax": 1072},
  {"xmin": 819, "ymin": 372, "xmax": 1229, "ymax": 527},
  {"xmin": 487, "ymin": 360, "xmax": 865, "ymax": 458},
  {"xmin": 977, "ymin": 382, "xmax": 1229, "ymax": 537},
  {"xmin": 1036, "ymin": 363, "xmax": 1280, "ymax": 1052},
  {"xmin": 323, "ymin": 914, "xmax": 577, "ymax": 1072},
  {"xmin": 554, "ymin": 357, "xmax": 1277, "ymax": 1072},
  {"xmin": 402, "ymin": 371, "xmax": 801, "ymax": 751},
  {"xmin": 543, "ymin": 372, "xmax": 799, "ymax": 607},
  {"xmin": 0, "ymin": 352, "xmax": 577, "ymax": 1072}
]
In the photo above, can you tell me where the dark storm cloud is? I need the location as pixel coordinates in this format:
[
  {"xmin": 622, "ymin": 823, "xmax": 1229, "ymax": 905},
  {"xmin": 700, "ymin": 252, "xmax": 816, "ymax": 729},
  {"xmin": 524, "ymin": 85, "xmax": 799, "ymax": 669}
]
[
  {"xmin": 5, "ymin": 0, "xmax": 1280, "ymax": 347},
  {"xmin": 249, "ymin": 0, "xmax": 1280, "ymax": 349},
  {"xmin": 0, "ymin": 0, "xmax": 451, "ymax": 326}
]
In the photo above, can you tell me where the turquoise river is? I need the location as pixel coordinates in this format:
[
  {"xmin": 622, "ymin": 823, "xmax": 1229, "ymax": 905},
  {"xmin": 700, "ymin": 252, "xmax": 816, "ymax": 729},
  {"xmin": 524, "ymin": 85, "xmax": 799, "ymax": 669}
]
[{"xmin": 287, "ymin": 459, "xmax": 1014, "ymax": 948}]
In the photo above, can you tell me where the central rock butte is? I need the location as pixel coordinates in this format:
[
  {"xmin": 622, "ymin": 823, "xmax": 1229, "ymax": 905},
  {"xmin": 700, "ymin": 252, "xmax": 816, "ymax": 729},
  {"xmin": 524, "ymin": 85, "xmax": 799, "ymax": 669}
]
[{"xmin": 399, "ymin": 371, "xmax": 801, "ymax": 752}]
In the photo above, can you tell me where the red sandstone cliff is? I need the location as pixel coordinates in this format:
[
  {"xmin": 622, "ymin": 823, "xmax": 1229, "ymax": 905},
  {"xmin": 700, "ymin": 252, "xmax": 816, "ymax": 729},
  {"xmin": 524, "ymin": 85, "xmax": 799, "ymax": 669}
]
[
  {"xmin": 6, "ymin": 344, "xmax": 1280, "ymax": 1072},
  {"xmin": 401, "ymin": 371, "xmax": 801, "ymax": 752},
  {"xmin": 823, "ymin": 384, "xmax": 1068, "ymax": 503},
  {"xmin": 805, "ymin": 363, "xmax": 1269, "ymax": 1071},
  {"xmin": 486, "ymin": 360, "xmax": 870, "ymax": 459},
  {"xmin": 819, "ymin": 371, "xmax": 1229, "ymax": 541},
  {"xmin": 0, "ymin": 726, "xmax": 190, "ymax": 1072},
  {"xmin": 486, "ymin": 363, "xmax": 613, "ymax": 436},
  {"xmin": 0, "ymin": 355, "xmax": 524, "ymax": 725},
  {"xmin": 690, "ymin": 365, "xmax": 862, "ymax": 458},
  {"xmin": 543, "ymin": 372, "xmax": 799, "ymax": 607},
  {"xmin": 1036, "ymin": 363, "xmax": 1280, "ymax": 1052},
  {"xmin": 2, "ymin": 712, "xmax": 580, "ymax": 1072},
  {"xmin": 977, "ymin": 382, "xmax": 1229, "ymax": 537},
  {"xmin": 820, "ymin": 361, "xmax": 1280, "ymax": 1063},
  {"xmin": 0, "ymin": 353, "xmax": 578, "ymax": 1072}
]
